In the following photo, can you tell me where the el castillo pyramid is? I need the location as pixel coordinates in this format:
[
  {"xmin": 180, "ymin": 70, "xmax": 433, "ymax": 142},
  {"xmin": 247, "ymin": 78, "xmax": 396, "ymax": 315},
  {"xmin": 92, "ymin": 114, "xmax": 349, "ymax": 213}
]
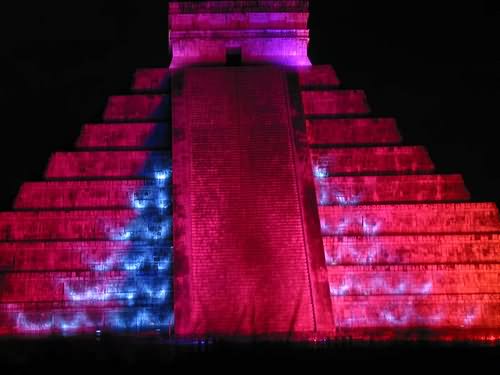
[{"xmin": 0, "ymin": 0, "xmax": 499, "ymax": 343}]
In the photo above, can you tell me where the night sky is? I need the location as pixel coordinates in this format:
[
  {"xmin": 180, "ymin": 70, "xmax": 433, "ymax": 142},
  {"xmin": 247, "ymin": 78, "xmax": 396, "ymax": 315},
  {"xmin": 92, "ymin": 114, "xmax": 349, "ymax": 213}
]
[{"xmin": 0, "ymin": 1, "xmax": 498, "ymax": 210}]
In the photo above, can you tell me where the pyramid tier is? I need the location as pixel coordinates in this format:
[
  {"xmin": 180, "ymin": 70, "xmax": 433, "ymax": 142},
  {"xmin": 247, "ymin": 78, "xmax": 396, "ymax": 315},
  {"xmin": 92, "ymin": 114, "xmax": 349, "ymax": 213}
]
[
  {"xmin": 103, "ymin": 95, "xmax": 170, "ymax": 122},
  {"xmin": 311, "ymin": 146, "xmax": 435, "ymax": 176},
  {"xmin": 0, "ymin": 210, "xmax": 171, "ymax": 241},
  {"xmin": 0, "ymin": 270, "xmax": 171, "ymax": 304},
  {"xmin": 15, "ymin": 180, "xmax": 170, "ymax": 210},
  {"xmin": 315, "ymin": 174, "xmax": 470, "ymax": 205},
  {"xmin": 131, "ymin": 65, "xmax": 340, "ymax": 92},
  {"xmin": 76, "ymin": 122, "xmax": 170, "ymax": 149},
  {"xmin": 45, "ymin": 151, "xmax": 170, "ymax": 179},
  {"xmin": 0, "ymin": 241, "xmax": 168, "ymax": 272},
  {"xmin": 323, "ymin": 234, "xmax": 500, "ymax": 265},
  {"xmin": 328, "ymin": 264, "xmax": 500, "ymax": 296},
  {"xmin": 319, "ymin": 203, "xmax": 500, "ymax": 235},
  {"xmin": 307, "ymin": 118, "xmax": 401, "ymax": 146},
  {"xmin": 0, "ymin": 303, "xmax": 171, "ymax": 336},
  {"xmin": 332, "ymin": 294, "xmax": 500, "ymax": 331},
  {"xmin": 302, "ymin": 90, "xmax": 370, "ymax": 116},
  {"xmin": 132, "ymin": 68, "xmax": 171, "ymax": 93}
]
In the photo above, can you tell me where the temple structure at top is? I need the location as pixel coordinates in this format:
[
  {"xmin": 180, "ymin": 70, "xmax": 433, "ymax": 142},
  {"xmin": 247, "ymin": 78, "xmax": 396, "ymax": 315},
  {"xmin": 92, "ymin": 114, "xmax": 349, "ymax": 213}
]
[
  {"xmin": 0, "ymin": 0, "xmax": 500, "ymax": 343},
  {"xmin": 168, "ymin": 0, "xmax": 311, "ymax": 67}
]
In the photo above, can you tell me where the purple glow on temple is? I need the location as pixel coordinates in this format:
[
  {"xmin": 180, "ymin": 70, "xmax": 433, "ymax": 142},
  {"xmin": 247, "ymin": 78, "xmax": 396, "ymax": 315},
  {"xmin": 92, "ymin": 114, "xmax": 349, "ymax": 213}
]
[{"xmin": 168, "ymin": 1, "xmax": 312, "ymax": 68}]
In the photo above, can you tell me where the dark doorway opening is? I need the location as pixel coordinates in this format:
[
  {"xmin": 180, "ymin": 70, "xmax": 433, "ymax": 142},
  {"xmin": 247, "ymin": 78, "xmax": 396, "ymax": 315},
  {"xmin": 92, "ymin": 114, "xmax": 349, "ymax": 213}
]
[{"xmin": 226, "ymin": 47, "xmax": 242, "ymax": 66}]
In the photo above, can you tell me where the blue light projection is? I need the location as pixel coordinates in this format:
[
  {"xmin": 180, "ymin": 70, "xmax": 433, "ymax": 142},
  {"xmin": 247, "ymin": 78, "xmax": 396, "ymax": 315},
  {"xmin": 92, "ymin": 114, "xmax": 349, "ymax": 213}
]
[
  {"xmin": 316, "ymin": 174, "xmax": 453, "ymax": 328},
  {"xmin": 320, "ymin": 216, "xmax": 382, "ymax": 236},
  {"xmin": 96, "ymin": 164, "xmax": 174, "ymax": 333},
  {"xmin": 318, "ymin": 188, "xmax": 363, "ymax": 207},
  {"xmin": 329, "ymin": 276, "xmax": 434, "ymax": 297},
  {"xmin": 325, "ymin": 243, "xmax": 382, "ymax": 266},
  {"xmin": 313, "ymin": 166, "xmax": 328, "ymax": 179},
  {"xmin": 15, "ymin": 163, "xmax": 174, "ymax": 335}
]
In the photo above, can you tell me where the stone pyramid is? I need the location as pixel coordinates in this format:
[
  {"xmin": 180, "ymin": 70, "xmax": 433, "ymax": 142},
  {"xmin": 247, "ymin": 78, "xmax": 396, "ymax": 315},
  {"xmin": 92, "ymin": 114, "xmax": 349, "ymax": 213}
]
[{"xmin": 0, "ymin": 0, "xmax": 499, "ymax": 342}]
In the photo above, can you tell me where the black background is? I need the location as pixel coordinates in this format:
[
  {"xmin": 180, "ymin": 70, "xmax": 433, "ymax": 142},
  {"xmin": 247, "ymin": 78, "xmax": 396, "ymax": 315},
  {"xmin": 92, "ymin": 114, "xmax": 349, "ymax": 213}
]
[{"xmin": 0, "ymin": 1, "xmax": 499, "ymax": 209}]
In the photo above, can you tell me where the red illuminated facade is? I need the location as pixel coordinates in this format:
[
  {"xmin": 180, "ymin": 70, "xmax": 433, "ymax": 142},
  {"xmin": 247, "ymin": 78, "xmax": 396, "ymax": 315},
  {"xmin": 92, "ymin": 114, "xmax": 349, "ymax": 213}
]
[{"xmin": 1, "ymin": 0, "xmax": 500, "ymax": 342}]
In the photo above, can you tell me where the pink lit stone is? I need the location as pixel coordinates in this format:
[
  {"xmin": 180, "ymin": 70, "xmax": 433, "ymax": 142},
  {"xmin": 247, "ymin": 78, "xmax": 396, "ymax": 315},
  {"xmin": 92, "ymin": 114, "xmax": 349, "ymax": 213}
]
[
  {"xmin": 315, "ymin": 174, "xmax": 470, "ymax": 205},
  {"xmin": 307, "ymin": 118, "xmax": 401, "ymax": 145},
  {"xmin": 172, "ymin": 66, "xmax": 332, "ymax": 337},
  {"xmin": 0, "ymin": 241, "xmax": 137, "ymax": 272},
  {"xmin": 319, "ymin": 203, "xmax": 500, "ymax": 235},
  {"xmin": 298, "ymin": 66, "xmax": 340, "ymax": 87},
  {"xmin": 132, "ymin": 68, "xmax": 170, "ymax": 92},
  {"xmin": 0, "ymin": 272, "xmax": 129, "ymax": 303},
  {"xmin": 103, "ymin": 95, "xmax": 169, "ymax": 122},
  {"xmin": 168, "ymin": 1, "xmax": 311, "ymax": 68},
  {"xmin": 311, "ymin": 146, "xmax": 435, "ymax": 176},
  {"xmin": 1, "ymin": 0, "xmax": 500, "ymax": 341},
  {"xmin": 0, "ymin": 210, "xmax": 137, "ymax": 241},
  {"xmin": 323, "ymin": 234, "xmax": 500, "ymax": 265},
  {"xmin": 44, "ymin": 151, "xmax": 168, "ymax": 179},
  {"xmin": 302, "ymin": 90, "xmax": 370, "ymax": 116},
  {"xmin": 15, "ymin": 181, "xmax": 147, "ymax": 209},
  {"xmin": 328, "ymin": 264, "xmax": 500, "ymax": 295},
  {"xmin": 332, "ymin": 294, "xmax": 500, "ymax": 331},
  {"xmin": 76, "ymin": 123, "xmax": 168, "ymax": 149}
]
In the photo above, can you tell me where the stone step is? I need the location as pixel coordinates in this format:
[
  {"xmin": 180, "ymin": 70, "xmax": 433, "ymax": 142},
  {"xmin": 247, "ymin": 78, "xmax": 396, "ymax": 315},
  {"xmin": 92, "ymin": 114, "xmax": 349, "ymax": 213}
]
[
  {"xmin": 132, "ymin": 68, "xmax": 170, "ymax": 92},
  {"xmin": 131, "ymin": 65, "xmax": 340, "ymax": 92},
  {"xmin": 311, "ymin": 146, "xmax": 435, "ymax": 176},
  {"xmin": 323, "ymin": 234, "xmax": 500, "ymax": 265},
  {"xmin": 14, "ymin": 180, "xmax": 170, "ymax": 210},
  {"xmin": 315, "ymin": 174, "xmax": 470, "ymax": 205},
  {"xmin": 319, "ymin": 203, "xmax": 500, "ymax": 235},
  {"xmin": 331, "ymin": 294, "xmax": 500, "ymax": 330},
  {"xmin": 45, "ymin": 151, "xmax": 170, "ymax": 179},
  {"xmin": 307, "ymin": 118, "xmax": 401, "ymax": 145},
  {"xmin": 328, "ymin": 264, "xmax": 500, "ymax": 296},
  {"xmin": 0, "ymin": 271, "xmax": 125, "ymax": 303},
  {"xmin": 0, "ymin": 210, "xmax": 171, "ymax": 241},
  {"xmin": 0, "ymin": 271, "xmax": 170, "ymax": 304},
  {"xmin": 0, "ymin": 304, "xmax": 171, "ymax": 335},
  {"xmin": 301, "ymin": 90, "xmax": 370, "ymax": 116},
  {"xmin": 103, "ymin": 95, "xmax": 169, "ymax": 122},
  {"xmin": 297, "ymin": 65, "xmax": 340, "ymax": 87},
  {"xmin": 0, "ymin": 241, "xmax": 169, "ymax": 272},
  {"xmin": 76, "ymin": 122, "xmax": 170, "ymax": 149}
]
